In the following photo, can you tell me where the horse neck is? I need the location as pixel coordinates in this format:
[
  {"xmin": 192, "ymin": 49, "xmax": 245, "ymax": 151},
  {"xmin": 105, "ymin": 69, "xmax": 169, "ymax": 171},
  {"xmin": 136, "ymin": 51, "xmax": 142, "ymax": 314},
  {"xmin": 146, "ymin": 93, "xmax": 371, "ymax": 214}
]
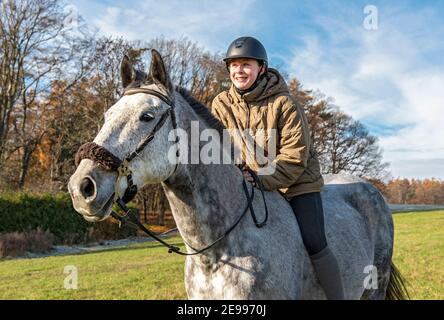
[{"xmin": 161, "ymin": 93, "xmax": 247, "ymax": 254}]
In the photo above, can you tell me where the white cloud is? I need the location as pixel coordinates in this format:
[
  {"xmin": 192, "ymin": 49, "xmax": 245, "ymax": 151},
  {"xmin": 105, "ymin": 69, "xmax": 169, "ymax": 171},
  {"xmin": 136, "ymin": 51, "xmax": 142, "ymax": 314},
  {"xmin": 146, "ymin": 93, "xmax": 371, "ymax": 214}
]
[
  {"xmin": 289, "ymin": 5, "xmax": 444, "ymax": 179},
  {"xmin": 390, "ymin": 159, "xmax": 444, "ymax": 180},
  {"xmin": 71, "ymin": 0, "xmax": 257, "ymax": 52}
]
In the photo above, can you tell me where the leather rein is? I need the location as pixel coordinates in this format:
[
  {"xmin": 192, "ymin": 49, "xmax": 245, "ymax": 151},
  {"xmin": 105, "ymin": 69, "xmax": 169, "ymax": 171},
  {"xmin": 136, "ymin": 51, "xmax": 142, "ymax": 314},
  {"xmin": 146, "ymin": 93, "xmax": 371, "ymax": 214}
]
[{"xmin": 75, "ymin": 87, "xmax": 268, "ymax": 256}]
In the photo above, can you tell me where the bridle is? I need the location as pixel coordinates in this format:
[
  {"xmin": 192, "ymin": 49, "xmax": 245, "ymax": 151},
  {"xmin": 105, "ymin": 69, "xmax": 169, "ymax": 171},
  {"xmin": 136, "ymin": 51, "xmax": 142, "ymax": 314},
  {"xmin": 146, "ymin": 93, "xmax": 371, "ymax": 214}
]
[
  {"xmin": 75, "ymin": 86, "xmax": 268, "ymax": 256},
  {"xmin": 76, "ymin": 87, "xmax": 179, "ymax": 204}
]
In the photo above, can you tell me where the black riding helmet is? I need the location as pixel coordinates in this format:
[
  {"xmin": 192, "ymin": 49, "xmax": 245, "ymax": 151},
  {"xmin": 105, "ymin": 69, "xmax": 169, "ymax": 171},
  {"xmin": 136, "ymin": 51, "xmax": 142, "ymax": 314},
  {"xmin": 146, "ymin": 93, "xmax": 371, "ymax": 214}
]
[{"xmin": 223, "ymin": 36, "xmax": 268, "ymax": 70}]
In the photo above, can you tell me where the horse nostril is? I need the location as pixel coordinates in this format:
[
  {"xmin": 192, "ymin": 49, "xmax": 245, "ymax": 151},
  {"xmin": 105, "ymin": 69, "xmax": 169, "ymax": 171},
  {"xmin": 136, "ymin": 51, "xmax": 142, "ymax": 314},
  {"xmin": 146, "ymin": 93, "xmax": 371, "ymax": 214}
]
[{"xmin": 80, "ymin": 177, "xmax": 96, "ymax": 199}]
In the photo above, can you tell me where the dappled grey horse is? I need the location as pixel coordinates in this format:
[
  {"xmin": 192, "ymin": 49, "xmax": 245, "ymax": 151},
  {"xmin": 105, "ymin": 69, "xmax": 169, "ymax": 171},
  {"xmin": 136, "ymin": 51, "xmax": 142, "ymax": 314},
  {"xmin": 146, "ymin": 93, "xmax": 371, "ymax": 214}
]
[{"xmin": 68, "ymin": 49, "xmax": 408, "ymax": 299}]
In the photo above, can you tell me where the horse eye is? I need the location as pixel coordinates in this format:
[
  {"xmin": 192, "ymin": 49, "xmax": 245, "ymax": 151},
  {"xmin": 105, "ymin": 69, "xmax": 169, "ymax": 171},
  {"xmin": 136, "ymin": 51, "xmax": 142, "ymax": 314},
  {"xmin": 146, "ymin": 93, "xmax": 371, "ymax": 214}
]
[{"xmin": 140, "ymin": 112, "xmax": 155, "ymax": 122}]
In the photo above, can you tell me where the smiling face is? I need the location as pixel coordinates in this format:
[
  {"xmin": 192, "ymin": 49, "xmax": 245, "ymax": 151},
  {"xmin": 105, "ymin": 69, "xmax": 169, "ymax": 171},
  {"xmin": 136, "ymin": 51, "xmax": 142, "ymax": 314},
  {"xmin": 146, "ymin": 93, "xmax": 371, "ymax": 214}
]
[{"xmin": 229, "ymin": 58, "xmax": 264, "ymax": 91}]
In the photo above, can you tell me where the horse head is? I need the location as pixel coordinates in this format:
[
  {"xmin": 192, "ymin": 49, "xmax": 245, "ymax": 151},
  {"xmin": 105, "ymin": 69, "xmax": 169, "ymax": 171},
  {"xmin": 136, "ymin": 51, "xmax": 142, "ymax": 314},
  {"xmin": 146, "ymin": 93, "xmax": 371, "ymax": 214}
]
[{"xmin": 68, "ymin": 50, "xmax": 178, "ymax": 222}]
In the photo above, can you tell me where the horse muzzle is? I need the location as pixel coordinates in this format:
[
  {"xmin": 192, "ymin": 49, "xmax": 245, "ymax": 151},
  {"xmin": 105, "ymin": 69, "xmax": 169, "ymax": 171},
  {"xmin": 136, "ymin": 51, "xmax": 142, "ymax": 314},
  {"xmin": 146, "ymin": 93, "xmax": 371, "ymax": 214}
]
[{"xmin": 68, "ymin": 159, "xmax": 116, "ymax": 221}]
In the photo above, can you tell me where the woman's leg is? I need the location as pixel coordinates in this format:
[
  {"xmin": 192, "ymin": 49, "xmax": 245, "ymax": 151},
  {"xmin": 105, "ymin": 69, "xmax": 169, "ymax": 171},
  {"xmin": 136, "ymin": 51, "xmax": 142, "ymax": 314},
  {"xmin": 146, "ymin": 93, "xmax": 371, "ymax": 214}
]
[{"xmin": 289, "ymin": 192, "xmax": 345, "ymax": 299}]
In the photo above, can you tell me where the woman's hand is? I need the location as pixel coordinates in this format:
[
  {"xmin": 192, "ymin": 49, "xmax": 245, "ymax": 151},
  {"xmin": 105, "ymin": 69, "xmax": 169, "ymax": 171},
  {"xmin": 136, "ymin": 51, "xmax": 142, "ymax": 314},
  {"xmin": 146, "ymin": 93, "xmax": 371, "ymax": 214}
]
[{"xmin": 243, "ymin": 169, "xmax": 256, "ymax": 187}]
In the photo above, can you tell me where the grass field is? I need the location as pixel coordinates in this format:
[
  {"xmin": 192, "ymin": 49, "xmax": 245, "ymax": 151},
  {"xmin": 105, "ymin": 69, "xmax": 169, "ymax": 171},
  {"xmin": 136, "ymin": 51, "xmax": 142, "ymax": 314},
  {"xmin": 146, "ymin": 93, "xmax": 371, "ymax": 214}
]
[
  {"xmin": 0, "ymin": 210, "xmax": 442, "ymax": 299},
  {"xmin": 0, "ymin": 238, "xmax": 187, "ymax": 299},
  {"xmin": 391, "ymin": 210, "xmax": 443, "ymax": 299}
]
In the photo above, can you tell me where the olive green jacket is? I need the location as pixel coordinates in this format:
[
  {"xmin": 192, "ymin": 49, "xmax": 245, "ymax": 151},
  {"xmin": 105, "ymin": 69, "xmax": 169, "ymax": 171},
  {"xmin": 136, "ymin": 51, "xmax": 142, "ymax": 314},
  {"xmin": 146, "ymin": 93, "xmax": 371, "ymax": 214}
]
[{"xmin": 210, "ymin": 68, "xmax": 324, "ymax": 199}]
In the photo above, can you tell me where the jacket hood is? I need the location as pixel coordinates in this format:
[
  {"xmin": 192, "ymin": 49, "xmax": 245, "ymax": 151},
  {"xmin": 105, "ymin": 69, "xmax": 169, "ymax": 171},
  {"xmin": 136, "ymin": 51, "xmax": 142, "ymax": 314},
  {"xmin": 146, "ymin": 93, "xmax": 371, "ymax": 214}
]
[{"xmin": 229, "ymin": 68, "xmax": 290, "ymax": 103}]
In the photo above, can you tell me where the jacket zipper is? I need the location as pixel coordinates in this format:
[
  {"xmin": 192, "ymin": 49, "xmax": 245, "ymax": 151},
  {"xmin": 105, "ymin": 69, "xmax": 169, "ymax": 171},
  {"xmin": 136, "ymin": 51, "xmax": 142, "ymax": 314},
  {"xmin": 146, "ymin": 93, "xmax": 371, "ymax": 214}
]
[
  {"xmin": 245, "ymin": 101, "xmax": 250, "ymax": 130},
  {"xmin": 243, "ymin": 100, "xmax": 251, "ymax": 168}
]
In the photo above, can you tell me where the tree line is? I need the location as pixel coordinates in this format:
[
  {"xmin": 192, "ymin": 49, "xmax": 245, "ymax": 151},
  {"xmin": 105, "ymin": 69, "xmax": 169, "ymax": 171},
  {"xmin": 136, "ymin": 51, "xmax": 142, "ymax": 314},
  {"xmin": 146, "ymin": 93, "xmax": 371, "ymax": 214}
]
[
  {"xmin": 370, "ymin": 178, "xmax": 444, "ymax": 205},
  {"xmin": 1, "ymin": 0, "xmax": 440, "ymax": 217}
]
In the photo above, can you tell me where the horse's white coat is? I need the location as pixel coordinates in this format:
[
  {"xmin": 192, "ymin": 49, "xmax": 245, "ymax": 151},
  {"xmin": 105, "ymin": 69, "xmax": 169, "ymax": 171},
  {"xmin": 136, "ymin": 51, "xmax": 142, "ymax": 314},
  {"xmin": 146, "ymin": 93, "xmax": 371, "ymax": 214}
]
[{"xmin": 69, "ymin": 54, "xmax": 394, "ymax": 299}]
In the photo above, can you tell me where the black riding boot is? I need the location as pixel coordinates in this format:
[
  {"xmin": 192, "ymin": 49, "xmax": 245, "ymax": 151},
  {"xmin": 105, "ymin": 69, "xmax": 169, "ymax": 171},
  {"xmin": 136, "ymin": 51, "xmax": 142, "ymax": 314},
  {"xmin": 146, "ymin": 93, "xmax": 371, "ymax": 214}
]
[
  {"xmin": 310, "ymin": 246, "xmax": 345, "ymax": 300},
  {"xmin": 289, "ymin": 192, "xmax": 345, "ymax": 300}
]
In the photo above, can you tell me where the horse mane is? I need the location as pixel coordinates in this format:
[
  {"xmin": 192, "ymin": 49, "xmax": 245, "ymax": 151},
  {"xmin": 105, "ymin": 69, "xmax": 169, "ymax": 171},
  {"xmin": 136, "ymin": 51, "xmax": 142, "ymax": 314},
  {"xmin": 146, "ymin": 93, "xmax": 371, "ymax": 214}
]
[
  {"xmin": 175, "ymin": 86, "xmax": 226, "ymax": 136},
  {"xmin": 126, "ymin": 74, "xmax": 226, "ymax": 133},
  {"xmin": 176, "ymin": 86, "xmax": 238, "ymax": 164}
]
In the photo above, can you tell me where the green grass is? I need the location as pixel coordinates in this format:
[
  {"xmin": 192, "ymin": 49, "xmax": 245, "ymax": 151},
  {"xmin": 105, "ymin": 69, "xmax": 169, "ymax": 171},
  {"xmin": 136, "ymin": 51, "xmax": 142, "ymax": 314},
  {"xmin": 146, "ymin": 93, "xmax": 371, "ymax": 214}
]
[
  {"xmin": 0, "ymin": 210, "xmax": 442, "ymax": 299},
  {"xmin": 392, "ymin": 210, "xmax": 444, "ymax": 300},
  {"xmin": 0, "ymin": 237, "xmax": 187, "ymax": 299}
]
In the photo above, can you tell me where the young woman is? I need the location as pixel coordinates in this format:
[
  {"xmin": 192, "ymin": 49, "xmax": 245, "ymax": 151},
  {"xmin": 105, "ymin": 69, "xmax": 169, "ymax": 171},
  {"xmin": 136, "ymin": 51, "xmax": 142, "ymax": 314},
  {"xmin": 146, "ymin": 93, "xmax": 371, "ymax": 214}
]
[{"xmin": 210, "ymin": 36, "xmax": 345, "ymax": 299}]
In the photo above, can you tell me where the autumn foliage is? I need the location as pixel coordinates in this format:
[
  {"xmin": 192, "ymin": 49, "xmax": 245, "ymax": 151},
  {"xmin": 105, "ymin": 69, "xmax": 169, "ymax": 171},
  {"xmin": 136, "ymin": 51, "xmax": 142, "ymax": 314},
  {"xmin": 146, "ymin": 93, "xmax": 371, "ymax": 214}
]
[{"xmin": 384, "ymin": 178, "xmax": 444, "ymax": 205}]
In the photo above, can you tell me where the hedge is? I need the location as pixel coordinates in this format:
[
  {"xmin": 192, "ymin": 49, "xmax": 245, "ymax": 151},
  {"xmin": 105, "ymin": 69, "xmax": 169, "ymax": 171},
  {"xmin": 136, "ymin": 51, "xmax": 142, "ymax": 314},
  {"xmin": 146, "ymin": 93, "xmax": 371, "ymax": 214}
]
[{"xmin": 0, "ymin": 192, "xmax": 90, "ymax": 243}]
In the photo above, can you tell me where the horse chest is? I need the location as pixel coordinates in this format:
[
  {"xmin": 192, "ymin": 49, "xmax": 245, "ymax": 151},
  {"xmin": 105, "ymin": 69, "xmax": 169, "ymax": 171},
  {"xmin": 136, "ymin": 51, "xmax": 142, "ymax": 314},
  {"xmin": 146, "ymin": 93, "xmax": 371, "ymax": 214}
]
[{"xmin": 184, "ymin": 259, "xmax": 255, "ymax": 299}]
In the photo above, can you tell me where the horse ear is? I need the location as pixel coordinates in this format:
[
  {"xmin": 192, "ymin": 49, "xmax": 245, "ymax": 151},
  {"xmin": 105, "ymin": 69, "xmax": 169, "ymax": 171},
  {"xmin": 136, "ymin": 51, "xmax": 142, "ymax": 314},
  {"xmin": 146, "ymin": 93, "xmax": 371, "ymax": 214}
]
[
  {"xmin": 121, "ymin": 55, "xmax": 135, "ymax": 88},
  {"xmin": 148, "ymin": 49, "xmax": 173, "ymax": 93}
]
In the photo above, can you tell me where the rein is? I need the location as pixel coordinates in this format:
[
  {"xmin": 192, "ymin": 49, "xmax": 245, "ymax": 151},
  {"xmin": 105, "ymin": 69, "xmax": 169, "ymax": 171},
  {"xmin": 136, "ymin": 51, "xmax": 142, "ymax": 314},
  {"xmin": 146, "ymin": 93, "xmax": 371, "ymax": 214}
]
[{"xmin": 75, "ymin": 87, "xmax": 268, "ymax": 256}]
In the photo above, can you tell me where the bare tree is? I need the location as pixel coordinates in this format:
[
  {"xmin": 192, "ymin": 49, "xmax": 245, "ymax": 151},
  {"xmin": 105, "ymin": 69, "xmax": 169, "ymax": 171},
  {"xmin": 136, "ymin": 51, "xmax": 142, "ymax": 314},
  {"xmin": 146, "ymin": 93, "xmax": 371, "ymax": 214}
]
[
  {"xmin": 321, "ymin": 110, "xmax": 389, "ymax": 178},
  {"xmin": 145, "ymin": 37, "xmax": 229, "ymax": 104},
  {"xmin": 89, "ymin": 37, "xmax": 133, "ymax": 111},
  {"xmin": 289, "ymin": 78, "xmax": 390, "ymax": 180},
  {"xmin": 0, "ymin": 0, "xmax": 92, "ymax": 188},
  {"xmin": 39, "ymin": 36, "xmax": 132, "ymax": 189}
]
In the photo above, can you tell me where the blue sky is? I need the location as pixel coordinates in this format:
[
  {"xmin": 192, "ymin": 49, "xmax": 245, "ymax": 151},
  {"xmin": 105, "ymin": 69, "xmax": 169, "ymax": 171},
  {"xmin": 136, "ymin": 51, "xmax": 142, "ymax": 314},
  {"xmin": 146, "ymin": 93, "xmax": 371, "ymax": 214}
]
[{"xmin": 69, "ymin": 0, "xmax": 444, "ymax": 179}]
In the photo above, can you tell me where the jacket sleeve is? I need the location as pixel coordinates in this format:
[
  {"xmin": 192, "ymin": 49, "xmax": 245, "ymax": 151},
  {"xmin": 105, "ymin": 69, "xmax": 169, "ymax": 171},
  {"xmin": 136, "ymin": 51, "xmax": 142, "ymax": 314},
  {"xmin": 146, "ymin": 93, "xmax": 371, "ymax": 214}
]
[
  {"xmin": 210, "ymin": 96, "xmax": 225, "ymax": 123},
  {"xmin": 257, "ymin": 96, "xmax": 311, "ymax": 190}
]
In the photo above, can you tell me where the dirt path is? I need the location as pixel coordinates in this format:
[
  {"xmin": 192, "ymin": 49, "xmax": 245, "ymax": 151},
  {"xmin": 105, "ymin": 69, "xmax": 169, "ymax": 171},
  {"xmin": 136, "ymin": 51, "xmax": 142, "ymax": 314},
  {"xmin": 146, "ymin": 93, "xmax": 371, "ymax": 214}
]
[
  {"xmin": 18, "ymin": 230, "xmax": 179, "ymax": 260},
  {"xmin": 389, "ymin": 204, "xmax": 444, "ymax": 213}
]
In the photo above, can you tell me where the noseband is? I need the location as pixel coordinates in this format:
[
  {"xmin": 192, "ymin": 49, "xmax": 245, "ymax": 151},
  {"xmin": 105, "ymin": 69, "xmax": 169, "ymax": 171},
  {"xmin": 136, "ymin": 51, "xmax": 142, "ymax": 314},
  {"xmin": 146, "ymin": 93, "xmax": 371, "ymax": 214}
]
[{"xmin": 75, "ymin": 87, "xmax": 179, "ymax": 204}]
